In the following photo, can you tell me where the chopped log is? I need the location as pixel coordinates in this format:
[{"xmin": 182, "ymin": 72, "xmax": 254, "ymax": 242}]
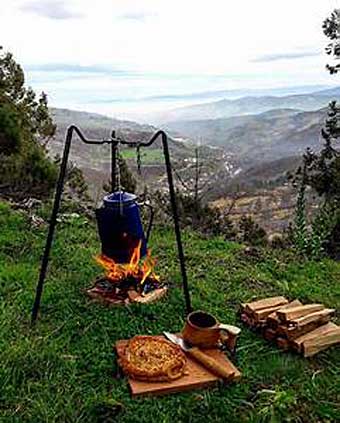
[
  {"xmin": 133, "ymin": 287, "xmax": 168, "ymax": 304},
  {"xmin": 254, "ymin": 305, "xmax": 289, "ymax": 322},
  {"xmin": 290, "ymin": 308, "xmax": 335, "ymax": 328},
  {"xmin": 241, "ymin": 313, "xmax": 250, "ymax": 324},
  {"xmin": 302, "ymin": 324, "xmax": 340, "ymax": 357},
  {"xmin": 244, "ymin": 296, "xmax": 288, "ymax": 315},
  {"xmin": 127, "ymin": 290, "xmax": 140, "ymax": 302},
  {"xmin": 264, "ymin": 328, "xmax": 277, "ymax": 342},
  {"xmin": 277, "ymin": 316, "xmax": 331, "ymax": 341},
  {"xmin": 292, "ymin": 322, "xmax": 339, "ymax": 353},
  {"xmin": 277, "ymin": 304, "xmax": 325, "ymax": 323},
  {"xmin": 279, "ymin": 299, "xmax": 303, "ymax": 310},
  {"xmin": 241, "ymin": 313, "xmax": 257, "ymax": 328},
  {"xmin": 267, "ymin": 299, "xmax": 302, "ymax": 328},
  {"xmin": 266, "ymin": 312, "xmax": 280, "ymax": 328},
  {"xmin": 276, "ymin": 337, "xmax": 290, "ymax": 351}
]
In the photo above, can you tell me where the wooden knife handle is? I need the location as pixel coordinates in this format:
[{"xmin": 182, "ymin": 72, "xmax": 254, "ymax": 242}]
[{"xmin": 187, "ymin": 347, "xmax": 234, "ymax": 380}]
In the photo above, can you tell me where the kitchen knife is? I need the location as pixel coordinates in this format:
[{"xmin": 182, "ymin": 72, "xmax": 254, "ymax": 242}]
[{"xmin": 163, "ymin": 332, "xmax": 234, "ymax": 380}]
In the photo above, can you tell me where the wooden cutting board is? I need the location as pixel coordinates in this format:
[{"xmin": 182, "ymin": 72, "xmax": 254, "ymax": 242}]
[{"xmin": 115, "ymin": 336, "xmax": 241, "ymax": 397}]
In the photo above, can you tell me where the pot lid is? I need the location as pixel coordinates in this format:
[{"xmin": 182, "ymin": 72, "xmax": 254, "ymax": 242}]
[{"xmin": 104, "ymin": 191, "xmax": 137, "ymax": 206}]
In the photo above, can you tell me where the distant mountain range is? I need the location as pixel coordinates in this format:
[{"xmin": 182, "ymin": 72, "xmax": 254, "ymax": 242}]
[
  {"xmin": 48, "ymin": 85, "xmax": 338, "ymax": 199},
  {"xmin": 165, "ymin": 107, "xmax": 327, "ymax": 165},
  {"xmin": 156, "ymin": 87, "xmax": 340, "ymax": 123}
]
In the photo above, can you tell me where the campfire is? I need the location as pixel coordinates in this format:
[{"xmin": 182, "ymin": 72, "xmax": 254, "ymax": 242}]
[{"xmin": 86, "ymin": 240, "xmax": 167, "ymax": 305}]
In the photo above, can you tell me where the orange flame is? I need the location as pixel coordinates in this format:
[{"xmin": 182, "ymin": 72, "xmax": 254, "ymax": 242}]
[{"xmin": 95, "ymin": 240, "xmax": 159, "ymax": 286}]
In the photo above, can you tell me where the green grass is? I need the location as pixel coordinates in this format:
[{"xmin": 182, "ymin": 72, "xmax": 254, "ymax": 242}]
[
  {"xmin": 0, "ymin": 201, "xmax": 339, "ymax": 422},
  {"xmin": 121, "ymin": 148, "xmax": 164, "ymax": 164}
]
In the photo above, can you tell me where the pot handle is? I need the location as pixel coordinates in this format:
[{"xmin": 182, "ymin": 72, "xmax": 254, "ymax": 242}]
[
  {"xmin": 218, "ymin": 324, "xmax": 241, "ymax": 353},
  {"xmin": 138, "ymin": 201, "xmax": 154, "ymax": 243}
]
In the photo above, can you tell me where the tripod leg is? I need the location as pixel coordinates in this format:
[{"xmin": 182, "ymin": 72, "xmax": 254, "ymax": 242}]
[
  {"xmin": 31, "ymin": 127, "xmax": 73, "ymax": 324},
  {"xmin": 161, "ymin": 132, "xmax": 192, "ymax": 314}
]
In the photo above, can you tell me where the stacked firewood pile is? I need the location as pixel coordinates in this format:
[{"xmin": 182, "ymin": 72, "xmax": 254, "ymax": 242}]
[{"xmin": 241, "ymin": 296, "xmax": 340, "ymax": 357}]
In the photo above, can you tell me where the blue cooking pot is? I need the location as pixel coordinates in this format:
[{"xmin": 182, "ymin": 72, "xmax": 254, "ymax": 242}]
[{"xmin": 95, "ymin": 191, "xmax": 152, "ymax": 263}]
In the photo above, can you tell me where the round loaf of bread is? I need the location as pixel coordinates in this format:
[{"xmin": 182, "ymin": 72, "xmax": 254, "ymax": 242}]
[{"xmin": 119, "ymin": 335, "xmax": 187, "ymax": 382}]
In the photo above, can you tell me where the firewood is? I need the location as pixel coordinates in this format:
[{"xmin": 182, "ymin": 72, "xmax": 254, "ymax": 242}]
[
  {"xmin": 288, "ymin": 317, "xmax": 334, "ymax": 342},
  {"xmin": 244, "ymin": 296, "xmax": 288, "ymax": 315},
  {"xmin": 292, "ymin": 322, "xmax": 339, "ymax": 353},
  {"xmin": 279, "ymin": 299, "xmax": 303, "ymax": 311},
  {"xmin": 277, "ymin": 304, "xmax": 325, "ymax": 323},
  {"xmin": 302, "ymin": 324, "xmax": 340, "ymax": 357},
  {"xmin": 264, "ymin": 328, "xmax": 277, "ymax": 341},
  {"xmin": 276, "ymin": 337, "xmax": 290, "ymax": 351},
  {"xmin": 254, "ymin": 305, "xmax": 289, "ymax": 322},
  {"xmin": 276, "ymin": 315, "xmax": 329, "ymax": 340},
  {"xmin": 241, "ymin": 313, "xmax": 256, "ymax": 328},
  {"xmin": 266, "ymin": 312, "xmax": 280, "ymax": 328},
  {"xmin": 290, "ymin": 308, "xmax": 335, "ymax": 328},
  {"xmin": 127, "ymin": 290, "xmax": 140, "ymax": 301},
  {"xmin": 267, "ymin": 300, "xmax": 302, "ymax": 328},
  {"xmin": 133, "ymin": 287, "xmax": 168, "ymax": 304}
]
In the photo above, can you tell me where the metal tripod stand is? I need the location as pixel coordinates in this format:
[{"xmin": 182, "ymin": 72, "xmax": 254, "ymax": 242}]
[{"xmin": 31, "ymin": 126, "xmax": 192, "ymax": 323}]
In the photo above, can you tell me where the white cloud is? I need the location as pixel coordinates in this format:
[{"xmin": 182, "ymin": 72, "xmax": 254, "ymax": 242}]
[
  {"xmin": 1, "ymin": 0, "xmax": 339, "ymax": 117},
  {"xmin": 20, "ymin": 0, "xmax": 83, "ymax": 20}
]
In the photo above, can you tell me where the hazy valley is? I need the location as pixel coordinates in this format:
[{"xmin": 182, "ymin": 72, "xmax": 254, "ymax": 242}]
[{"xmin": 48, "ymin": 86, "xmax": 338, "ymax": 231}]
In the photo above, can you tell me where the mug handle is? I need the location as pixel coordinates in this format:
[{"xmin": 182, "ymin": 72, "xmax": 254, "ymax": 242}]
[{"xmin": 218, "ymin": 324, "xmax": 241, "ymax": 352}]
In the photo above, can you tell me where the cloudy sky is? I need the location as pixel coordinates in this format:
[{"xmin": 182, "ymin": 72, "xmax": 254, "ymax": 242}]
[{"xmin": 1, "ymin": 0, "xmax": 339, "ymax": 120}]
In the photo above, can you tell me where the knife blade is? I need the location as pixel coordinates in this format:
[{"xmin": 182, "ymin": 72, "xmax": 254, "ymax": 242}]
[{"xmin": 163, "ymin": 332, "xmax": 234, "ymax": 380}]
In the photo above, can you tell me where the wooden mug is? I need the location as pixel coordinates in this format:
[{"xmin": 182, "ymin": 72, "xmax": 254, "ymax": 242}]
[{"xmin": 182, "ymin": 310, "xmax": 241, "ymax": 351}]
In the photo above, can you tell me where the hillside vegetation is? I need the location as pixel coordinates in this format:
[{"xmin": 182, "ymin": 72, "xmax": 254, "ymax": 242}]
[{"xmin": 1, "ymin": 201, "xmax": 339, "ymax": 422}]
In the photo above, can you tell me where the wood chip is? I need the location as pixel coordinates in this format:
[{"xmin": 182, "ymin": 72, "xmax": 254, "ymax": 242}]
[{"xmin": 277, "ymin": 304, "xmax": 325, "ymax": 323}]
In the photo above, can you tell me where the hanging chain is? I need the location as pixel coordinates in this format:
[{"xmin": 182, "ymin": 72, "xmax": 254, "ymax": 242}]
[
  {"xmin": 116, "ymin": 141, "xmax": 124, "ymax": 216},
  {"xmin": 136, "ymin": 143, "xmax": 142, "ymax": 176}
]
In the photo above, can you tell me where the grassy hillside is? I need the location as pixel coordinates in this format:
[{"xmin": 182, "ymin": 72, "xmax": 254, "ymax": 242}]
[{"xmin": 1, "ymin": 201, "xmax": 339, "ymax": 422}]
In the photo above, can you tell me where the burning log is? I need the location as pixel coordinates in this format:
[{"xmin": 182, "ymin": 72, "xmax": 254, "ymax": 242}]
[
  {"xmin": 240, "ymin": 297, "xmax": 340, "ymax": 357},
  {"xmin": 86, "ymin": 240, "xmax": 167, "ymax": 305}
]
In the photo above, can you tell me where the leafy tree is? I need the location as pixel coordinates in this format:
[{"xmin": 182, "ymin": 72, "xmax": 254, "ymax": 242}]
[
  {"xmin": 0, "ymin": 47, "xmax": 57, "ymax": 198},
  {"xmin": 323, "ymin": 8, "xmax": 340, "ymax": 74},
  {"xmin": 291, "ymin": 103, "xmax": 340, "ymax": 258},
  {"xmin": 0, "ymin": 103, "xmax": 21, "ymax": 154},
  {"xmin": 0, "ymin": 47, "xmax": 56, "ymax": 141},
  {"xmin": 289, "ymin": 10, "xmax": 340, "ymax": 258}
]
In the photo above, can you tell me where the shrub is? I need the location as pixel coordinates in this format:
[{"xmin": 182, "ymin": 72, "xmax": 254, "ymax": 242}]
[{"xmin": 238, "ymin": 215, "xmax": 267, "ymax": 246}]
